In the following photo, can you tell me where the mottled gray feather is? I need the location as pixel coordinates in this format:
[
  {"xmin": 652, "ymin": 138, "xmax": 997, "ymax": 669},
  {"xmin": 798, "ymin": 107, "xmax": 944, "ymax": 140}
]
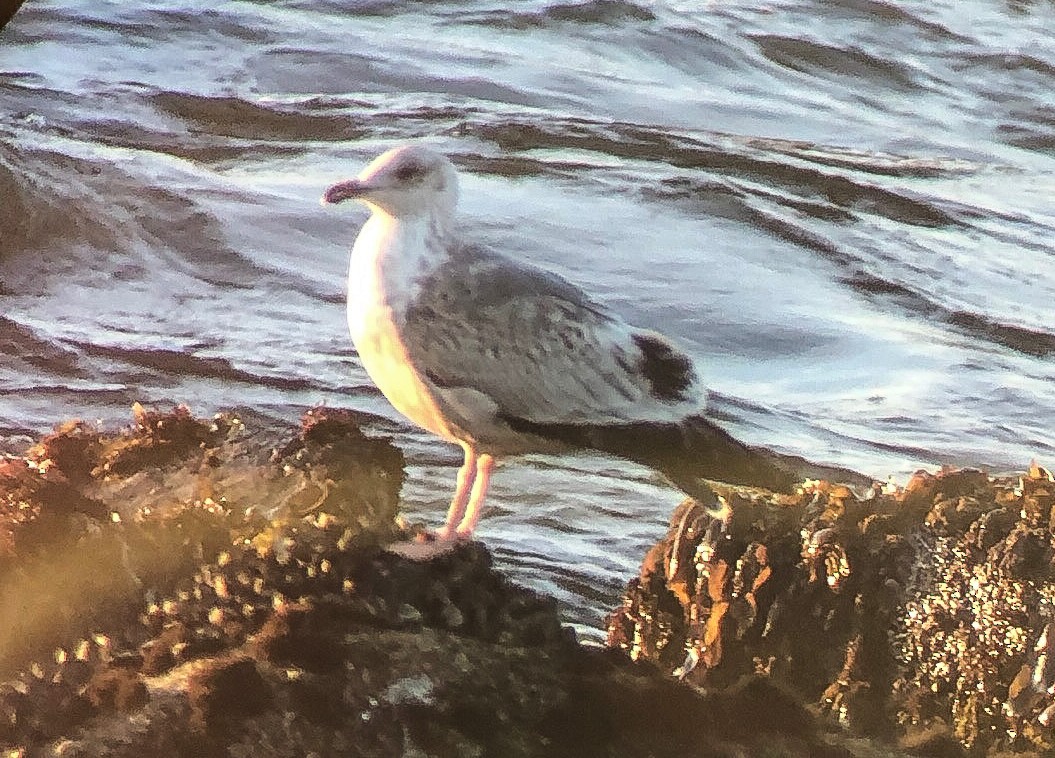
[{"xmin": 400, "ymin": 243, "xmax": 698, "ymax": 425}]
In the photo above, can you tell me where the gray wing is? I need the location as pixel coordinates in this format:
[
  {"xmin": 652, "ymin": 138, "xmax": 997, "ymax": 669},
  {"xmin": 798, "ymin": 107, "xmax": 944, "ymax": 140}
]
[{"xmin": 400, "ymin": 244, "xmax": 704, "ymax": 426}]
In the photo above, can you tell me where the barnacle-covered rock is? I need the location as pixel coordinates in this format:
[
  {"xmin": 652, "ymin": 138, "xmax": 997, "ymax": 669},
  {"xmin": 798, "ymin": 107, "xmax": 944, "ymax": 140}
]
[
  {"xmin": 269, "ymin": 405, "xmax": 406, "ymax": 531},
  {"xmin": 93, "ymin": 403, "xmax": 219, "ymax": 478},
  {"xmin": 609, "ymin": 463, "xmax": 1055, "ymax": 756},
  {"xmin": 608, "ymin": 481, "xmax": 888, "ymax": 698}
]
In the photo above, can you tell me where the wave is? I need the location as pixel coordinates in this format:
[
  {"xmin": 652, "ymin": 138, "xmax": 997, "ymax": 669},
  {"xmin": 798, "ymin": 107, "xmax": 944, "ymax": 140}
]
[
  {"xmin": 463, "ymin": 0, "xmax": 654, "ymax": 30},
  {"xmin": 463, "ymin": 117, "xmax": 969, "ymax": 227},
  {"xmin": 0, "ymin": 118, "xmax": 276, "ymax": 290},
  {"xmin": 997, "ymin": 105, "xmax": 1055, "ymax": 154},
  {"xmin": 0, "ymin": 142, "xmax": 121, "ymax": 257},
  {"xmin": 750, "ymin": 34, "xmax": 921, "ymax": 91},
  {"xmin": 842, "ymin": 272, "xmax": 1055, "ymax": 358},
  {"xmin": 63, "ymin": 341, "xmax": 316, "ymax": 392},
  {"xmin": 0, "ymin": 316, "xmax": 84, "ymax": 378},
  {"xmin": 150, "ymin": 91, "xmax": 363, "ymax": 142},
  {"xmin": 820, "ymin": 0, "xmax": 970, "ymax": 42}
]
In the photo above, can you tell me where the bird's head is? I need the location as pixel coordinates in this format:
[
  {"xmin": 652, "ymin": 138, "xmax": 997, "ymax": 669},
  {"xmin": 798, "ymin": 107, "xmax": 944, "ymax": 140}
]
[{"xmin": 322, "ymin": 143, "xmax": 459, "ymax": 219}]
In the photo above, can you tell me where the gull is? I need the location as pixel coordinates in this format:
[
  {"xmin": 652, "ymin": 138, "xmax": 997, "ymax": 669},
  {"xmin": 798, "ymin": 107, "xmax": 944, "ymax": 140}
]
[{"xmin": 323, "ymin": 144, "xmax": 807, "ymax": 555}]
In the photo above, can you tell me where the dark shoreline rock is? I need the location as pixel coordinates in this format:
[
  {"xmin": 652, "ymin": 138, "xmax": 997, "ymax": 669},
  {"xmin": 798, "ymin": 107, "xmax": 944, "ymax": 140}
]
[
  {"xmin": 607, "ymin": 464, "xmax": 1055, "ymax": 757},
  {"xmin": 0, "ymin": 405, "xmax": 865, "ymax": 757}
]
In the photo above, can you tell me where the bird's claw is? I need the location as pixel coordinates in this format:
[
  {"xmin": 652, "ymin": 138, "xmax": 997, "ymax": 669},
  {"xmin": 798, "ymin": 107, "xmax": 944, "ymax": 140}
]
[{"xmin": 384, "ymin": 530, "xmax": 471, "ymax": 561}]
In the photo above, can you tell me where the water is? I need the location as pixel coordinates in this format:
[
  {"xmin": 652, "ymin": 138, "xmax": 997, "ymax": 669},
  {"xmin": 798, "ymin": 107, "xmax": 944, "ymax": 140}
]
[{"xmin": 2, "ymin": 0, "xmax": 1054, "ymax": 640}]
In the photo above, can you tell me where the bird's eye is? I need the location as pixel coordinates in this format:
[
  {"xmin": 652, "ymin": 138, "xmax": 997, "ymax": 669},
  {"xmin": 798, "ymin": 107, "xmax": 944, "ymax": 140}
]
[{"xmin": 394, "ymin": 162, "xmax": 425, "ymax": 182}]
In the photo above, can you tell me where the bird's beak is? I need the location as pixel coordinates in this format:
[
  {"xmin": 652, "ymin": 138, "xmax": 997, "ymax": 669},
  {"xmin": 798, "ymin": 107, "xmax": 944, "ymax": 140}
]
[{"xmin": 321, "ymin": 178, "xmax": 368, "ymax": 205}]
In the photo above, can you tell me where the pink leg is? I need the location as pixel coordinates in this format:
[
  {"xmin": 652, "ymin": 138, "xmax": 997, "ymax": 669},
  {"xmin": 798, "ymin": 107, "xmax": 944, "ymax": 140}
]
[
  {"xmin": 385, "ymin": 448, "xmax": 492, "ymax": 561},
  {"xmin": 454, "ymin": 454, "xmax": 494, "ymax": 537},
  {"xmin": 437, "ymin": 444, "xmax": 476, "ymax": 539}
]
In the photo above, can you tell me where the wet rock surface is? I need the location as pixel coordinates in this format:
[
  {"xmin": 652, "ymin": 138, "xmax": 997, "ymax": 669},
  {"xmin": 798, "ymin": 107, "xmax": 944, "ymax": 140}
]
[
  {"xmin": 0, "ymin": 405, "xmax": 866, "ymax": 758},
  {"xmin": 608, "ymin": 464, "xmax": 1055, "ymax": 756}
]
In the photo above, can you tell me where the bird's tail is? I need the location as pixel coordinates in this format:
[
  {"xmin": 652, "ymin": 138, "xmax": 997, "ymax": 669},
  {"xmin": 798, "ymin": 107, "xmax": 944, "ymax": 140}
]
[
  {"xmin": 583, "ymin": 414, "xmax": 800, "ymax": 497},
  {"xmin": 505, "ymin": 414, "xmax": 866, "ymax": 499}
]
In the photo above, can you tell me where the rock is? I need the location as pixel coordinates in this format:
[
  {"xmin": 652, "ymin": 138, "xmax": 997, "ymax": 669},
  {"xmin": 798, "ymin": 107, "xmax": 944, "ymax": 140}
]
[
  {"xmin": 187, "ymin": 656, "xmax": 272, "ymax": 742},
  {"xmin": 85, "ymin": 667, "xmax": 149, "ymax": 713},
  {"xmin": 253, "ymin": 601, "xmax": 349, "ymax": 673},
  {"xmin": 608, "ymin": 465, "xmax": 1055, "ymax": 756},
  {"xmin": 269, "ymin": 405, "xmax": 406, "ymax": 532},
  {"xmin": 93, "ymin": 403, "xmax": 220, "ymax": 479},
  {"xmin": 0, "ymin": 454, "xmax": 105, "ymax": 557}
]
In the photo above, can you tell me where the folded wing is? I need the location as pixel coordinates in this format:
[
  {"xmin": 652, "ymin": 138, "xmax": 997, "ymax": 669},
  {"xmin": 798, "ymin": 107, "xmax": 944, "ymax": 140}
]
[{"xmin": 400, "ymin": 244, "xmax": 706, "ymax": 429}]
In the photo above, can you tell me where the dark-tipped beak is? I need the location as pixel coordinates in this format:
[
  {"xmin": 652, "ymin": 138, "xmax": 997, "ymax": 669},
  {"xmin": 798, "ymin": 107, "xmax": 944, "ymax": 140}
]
[{"xmin": 322, "ymin": 178, "xmax": 367, "ymax": 205}]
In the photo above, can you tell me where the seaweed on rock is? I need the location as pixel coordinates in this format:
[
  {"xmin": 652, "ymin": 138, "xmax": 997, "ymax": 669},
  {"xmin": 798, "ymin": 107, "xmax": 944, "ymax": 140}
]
[{"xmin": 607, "ymin": 464, "xmax": 1055, "ymax": 756}]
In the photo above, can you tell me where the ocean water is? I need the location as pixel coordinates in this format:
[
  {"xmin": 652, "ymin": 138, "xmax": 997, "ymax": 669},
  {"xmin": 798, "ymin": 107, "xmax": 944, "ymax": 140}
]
[{"xmin": 1, "ymin": 0, "xmax": 1054, "ymax": 639}]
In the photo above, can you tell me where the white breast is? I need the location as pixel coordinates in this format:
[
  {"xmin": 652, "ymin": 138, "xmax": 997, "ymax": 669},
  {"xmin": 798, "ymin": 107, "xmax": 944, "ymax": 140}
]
[{"xmin": 347, "ymin": 213, "xmax": 457, "ymax": 442}]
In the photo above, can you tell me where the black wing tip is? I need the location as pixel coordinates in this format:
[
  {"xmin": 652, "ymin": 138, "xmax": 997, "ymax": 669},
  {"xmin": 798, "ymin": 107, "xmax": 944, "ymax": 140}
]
[{"xmin": 630, "ymin": 333, "xmax": 697, "ymax": 403}]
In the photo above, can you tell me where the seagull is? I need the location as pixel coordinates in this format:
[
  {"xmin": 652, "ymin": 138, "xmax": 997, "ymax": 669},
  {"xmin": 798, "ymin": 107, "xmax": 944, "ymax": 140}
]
[{"xmin": 323, "ymin": 144, "xmax": 807, "ymax": 554}]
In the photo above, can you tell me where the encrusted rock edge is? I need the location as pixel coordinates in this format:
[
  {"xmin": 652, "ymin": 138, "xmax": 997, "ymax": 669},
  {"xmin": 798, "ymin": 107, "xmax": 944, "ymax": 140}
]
[{"xmin": 608, "ymin": 465, "xmax": 1055, "ymax": 757}]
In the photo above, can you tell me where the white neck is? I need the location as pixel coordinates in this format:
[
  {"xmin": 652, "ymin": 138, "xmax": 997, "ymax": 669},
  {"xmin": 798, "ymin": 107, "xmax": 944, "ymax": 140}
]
[{"xmin": 347, "ymin": 206, "xmax": 454, "ymax": 333}]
